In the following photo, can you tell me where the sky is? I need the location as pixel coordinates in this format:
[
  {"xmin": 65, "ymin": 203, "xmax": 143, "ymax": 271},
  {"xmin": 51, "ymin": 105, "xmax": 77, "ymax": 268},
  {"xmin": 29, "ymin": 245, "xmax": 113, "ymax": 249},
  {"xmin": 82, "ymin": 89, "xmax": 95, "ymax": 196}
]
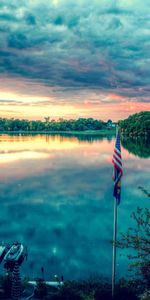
[{"xmin": 0, "ymin": 0, "xmax": 149, "ymax": 121}]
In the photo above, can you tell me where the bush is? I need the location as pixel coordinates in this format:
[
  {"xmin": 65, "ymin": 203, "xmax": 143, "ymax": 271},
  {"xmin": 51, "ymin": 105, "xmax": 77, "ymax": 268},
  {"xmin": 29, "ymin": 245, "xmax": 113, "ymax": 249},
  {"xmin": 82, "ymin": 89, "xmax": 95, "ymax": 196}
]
[
  {"xmin": 1, "ymin": 273, "xmax": 12, "ymax": 298},
  {"xmin": 34, "ymin": 278, "xmax": 48, "ymax": 299}
]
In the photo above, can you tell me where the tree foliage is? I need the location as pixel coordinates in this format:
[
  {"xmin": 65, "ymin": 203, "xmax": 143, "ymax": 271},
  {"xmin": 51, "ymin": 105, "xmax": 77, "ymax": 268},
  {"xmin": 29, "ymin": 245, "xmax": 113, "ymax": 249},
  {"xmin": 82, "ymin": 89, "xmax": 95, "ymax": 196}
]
[
  {"xmin": 118, "ymin": 205, "xmax": 150, "ymax": 286},
  {"xmin": 0, "ymin": 117, "xmax": 107, "ymax": 132},
  {"xmin": 118, "ymin": 111, "xmax": 150, "ymax": 137}
]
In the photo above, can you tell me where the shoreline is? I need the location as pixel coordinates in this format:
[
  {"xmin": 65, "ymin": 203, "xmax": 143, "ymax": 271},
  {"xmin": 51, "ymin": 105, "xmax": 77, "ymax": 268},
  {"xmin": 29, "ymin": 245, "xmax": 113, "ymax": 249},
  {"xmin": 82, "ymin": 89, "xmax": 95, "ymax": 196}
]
[{"xmin": 0, "ymin": 129, "xmax": 116, "ymax": 136}]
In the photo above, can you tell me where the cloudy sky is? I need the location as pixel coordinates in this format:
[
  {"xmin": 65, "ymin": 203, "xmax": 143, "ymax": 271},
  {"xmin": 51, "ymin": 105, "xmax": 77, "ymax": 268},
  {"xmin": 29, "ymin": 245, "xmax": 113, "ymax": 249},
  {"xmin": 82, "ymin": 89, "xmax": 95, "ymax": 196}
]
[{"xmin": 0, "ymin": 0, "xmax": 149, "ymax": 121}]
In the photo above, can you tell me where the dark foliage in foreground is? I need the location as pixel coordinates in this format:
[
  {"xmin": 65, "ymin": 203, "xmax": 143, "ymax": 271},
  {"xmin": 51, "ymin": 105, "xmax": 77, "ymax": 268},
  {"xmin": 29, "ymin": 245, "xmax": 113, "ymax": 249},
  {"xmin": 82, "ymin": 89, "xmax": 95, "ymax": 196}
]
[
  {"xmin": 34, "ymin": 278, "xmax": 142, "ymax": 300},
  {"xmin": 0, "ymin": 274, "xmax": 147, "ymax": 299},
  {"xmin": 118, "ymin": 206, "xmax": 150, "ymax": 288}
]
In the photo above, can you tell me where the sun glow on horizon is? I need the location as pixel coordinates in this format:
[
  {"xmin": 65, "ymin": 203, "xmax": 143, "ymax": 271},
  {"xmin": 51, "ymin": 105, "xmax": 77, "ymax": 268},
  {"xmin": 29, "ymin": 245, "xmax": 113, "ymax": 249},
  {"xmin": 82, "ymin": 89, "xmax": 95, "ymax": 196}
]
[
  {"xmin": 0, "ymin": 91, "xmax": 50, "ymax": 103},
  {"xmin": 0, "ymin": 90, "xmax": 149, "ymax": 121}
]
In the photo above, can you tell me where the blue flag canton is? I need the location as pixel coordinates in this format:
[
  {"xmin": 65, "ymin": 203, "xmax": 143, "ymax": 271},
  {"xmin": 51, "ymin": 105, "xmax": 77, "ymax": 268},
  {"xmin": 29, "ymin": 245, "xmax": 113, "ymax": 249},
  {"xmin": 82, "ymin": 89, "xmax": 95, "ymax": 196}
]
[{"xmin": 115, "ymin": 132, "xmax": 121, "ymax": 152}]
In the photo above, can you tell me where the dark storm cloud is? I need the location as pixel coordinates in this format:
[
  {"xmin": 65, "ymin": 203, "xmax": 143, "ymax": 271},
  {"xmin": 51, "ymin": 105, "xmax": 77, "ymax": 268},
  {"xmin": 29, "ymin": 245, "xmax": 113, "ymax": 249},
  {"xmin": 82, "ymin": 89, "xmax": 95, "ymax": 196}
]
[{"xmin": 0, "ymin": 0, "xmax": 149, "ymax": 101}]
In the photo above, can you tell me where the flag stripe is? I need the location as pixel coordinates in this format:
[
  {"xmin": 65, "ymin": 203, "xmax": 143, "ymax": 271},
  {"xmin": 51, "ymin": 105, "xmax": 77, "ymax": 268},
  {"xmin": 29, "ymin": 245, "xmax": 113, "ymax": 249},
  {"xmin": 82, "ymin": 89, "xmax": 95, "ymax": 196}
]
[
  {"xmin": 112, "ymin": 158, "xmax": 122, "ymax": 173},
  {"xmin": 112, "ymin": 130, "xmax": 123, "ymax": 205},
  {"xmin": 114, "ymin": 149, "xmax": 122, "ymax": 161},
  {"xmin": 114, "ymin": 147, "xmax": 121, "ymax": 156},
  {"xmin": 112, "ymin": 155, "xmax": 122, "ymax": 169}
]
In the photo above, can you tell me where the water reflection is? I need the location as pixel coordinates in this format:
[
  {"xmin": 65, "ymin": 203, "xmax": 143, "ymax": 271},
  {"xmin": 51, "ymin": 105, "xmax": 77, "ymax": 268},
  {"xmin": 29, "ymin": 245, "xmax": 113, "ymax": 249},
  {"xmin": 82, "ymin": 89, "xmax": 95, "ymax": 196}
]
[
  {"xmin": 0, "ymin": 134, "xmax": 113, "ymax": 166},
  {"xmin": 0, "ymin": 134, "xmax": 149, "ymax": 280},
  {"xmin": 121, "ymin": 137, "xmax": 150, "ymax": 158},
  {"xmin": 0, "ymin": 132, "xmax": 114, "ymax": 144}
]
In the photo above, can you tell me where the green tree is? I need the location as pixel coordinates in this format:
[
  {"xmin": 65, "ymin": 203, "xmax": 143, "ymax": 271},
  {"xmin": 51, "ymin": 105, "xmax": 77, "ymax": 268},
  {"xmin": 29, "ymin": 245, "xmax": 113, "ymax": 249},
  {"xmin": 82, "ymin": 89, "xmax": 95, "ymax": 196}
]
[
  {"xmin": 119, "ymin": 111, "xmax": 150, "ymax": 137},
  {"xmin": 118, "ymin": 205, "xmax": 150, "ymax": 286},
  {"xmin": 0, "ymin": 117, "xmax": 108, "ymax": 132}
]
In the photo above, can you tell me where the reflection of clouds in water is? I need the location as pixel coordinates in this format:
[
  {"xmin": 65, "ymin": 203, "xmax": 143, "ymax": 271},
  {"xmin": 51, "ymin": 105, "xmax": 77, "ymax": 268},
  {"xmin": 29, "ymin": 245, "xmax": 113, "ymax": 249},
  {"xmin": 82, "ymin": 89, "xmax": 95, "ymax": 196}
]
[
  {"xmin": 0, "ymin": 199, "xmax": 113, "ymax": 278},
  {"xmin": 1, "ymin": 163, "xmax": 111, "ymax": 206},
  {"xmin": 0, "ymin": 138, "xmax": 112, "ymax": 180},
  {"xmin": 0, "ymin": 134, "xmax": 107, "ymax": 153},
  {"xmin": 0, "ymin": 151, "xmax": 50, "ymax": 163},
  {"xmin": 0, "ymin": 162, "xmax": 114, "ymax": 278},
  {"xmin": 0, "ymin": 134, "xmax": 149, "ymax": 279}
]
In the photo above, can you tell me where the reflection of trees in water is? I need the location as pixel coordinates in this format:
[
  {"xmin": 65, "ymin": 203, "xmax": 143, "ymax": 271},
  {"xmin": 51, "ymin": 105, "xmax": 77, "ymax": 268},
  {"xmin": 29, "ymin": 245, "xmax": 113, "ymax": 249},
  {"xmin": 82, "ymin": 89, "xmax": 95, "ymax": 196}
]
[
  {"xmin": 121, "ymin": 138, "xmax": 150, "ymax": 158},
  {"xmin": 6, "ymin": 133, "xmax": 115, "ymax": 143},
  {"xmin": 47, "ymin": 133, "xmax": 115, "ymax": 143}
]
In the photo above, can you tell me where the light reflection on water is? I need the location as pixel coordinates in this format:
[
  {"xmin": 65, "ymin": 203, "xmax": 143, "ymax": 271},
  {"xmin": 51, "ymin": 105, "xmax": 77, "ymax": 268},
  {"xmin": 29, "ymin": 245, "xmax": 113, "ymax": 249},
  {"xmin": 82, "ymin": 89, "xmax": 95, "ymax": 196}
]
[{"xmin": 0, "ymin": 134, "xmax": 149, "ymax": 280}]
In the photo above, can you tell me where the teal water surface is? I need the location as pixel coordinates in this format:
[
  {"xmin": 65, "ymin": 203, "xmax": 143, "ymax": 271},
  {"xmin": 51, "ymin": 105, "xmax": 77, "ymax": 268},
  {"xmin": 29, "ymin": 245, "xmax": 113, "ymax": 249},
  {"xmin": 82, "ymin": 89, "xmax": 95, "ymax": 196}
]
[{"xmin": 0, "ymin": 134, "xmax": 149, "ymax": 280}]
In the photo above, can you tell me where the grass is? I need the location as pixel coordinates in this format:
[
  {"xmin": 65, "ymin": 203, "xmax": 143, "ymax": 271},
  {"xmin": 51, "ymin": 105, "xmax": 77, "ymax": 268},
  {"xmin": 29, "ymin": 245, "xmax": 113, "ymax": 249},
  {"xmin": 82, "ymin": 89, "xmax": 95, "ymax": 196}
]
[{"xmin": 0, "ymin": 129, "xmax": 116, "ymax": 136}]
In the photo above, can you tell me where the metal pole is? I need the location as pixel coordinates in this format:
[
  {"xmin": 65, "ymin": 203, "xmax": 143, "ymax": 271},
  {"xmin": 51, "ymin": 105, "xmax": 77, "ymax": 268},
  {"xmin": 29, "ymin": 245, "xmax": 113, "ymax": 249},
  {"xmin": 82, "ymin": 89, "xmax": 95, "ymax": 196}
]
[{"xmin": 112, "ymin": 197, "xmax": 117, "ymax": 298}]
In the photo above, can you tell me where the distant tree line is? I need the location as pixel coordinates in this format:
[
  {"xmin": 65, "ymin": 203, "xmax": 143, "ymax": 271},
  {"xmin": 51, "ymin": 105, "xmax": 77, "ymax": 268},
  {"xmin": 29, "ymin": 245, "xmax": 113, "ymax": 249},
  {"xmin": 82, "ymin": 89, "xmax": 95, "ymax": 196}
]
[
  {"xmin": 0, "ymin": 117, "xmax": 112, "ymax": 132},
  {"xmin": 0, "ymin": 112, "xmax": 149, "ymax": 135},
  {"xmin": 119, "ymin": 111, "xmax": 150, "ymax": 138}
]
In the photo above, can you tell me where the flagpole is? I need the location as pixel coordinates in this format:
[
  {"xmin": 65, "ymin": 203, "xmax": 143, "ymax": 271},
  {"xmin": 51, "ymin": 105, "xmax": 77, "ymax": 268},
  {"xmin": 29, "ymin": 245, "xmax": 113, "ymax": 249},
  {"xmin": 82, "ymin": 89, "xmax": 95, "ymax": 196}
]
[
  {"xmin": 112, "ymin": 196, "xmax": 117, "ymax": 298},
  {"xmin": 112, "ymin": 125, "xmax": 119, "ymax": 298}
]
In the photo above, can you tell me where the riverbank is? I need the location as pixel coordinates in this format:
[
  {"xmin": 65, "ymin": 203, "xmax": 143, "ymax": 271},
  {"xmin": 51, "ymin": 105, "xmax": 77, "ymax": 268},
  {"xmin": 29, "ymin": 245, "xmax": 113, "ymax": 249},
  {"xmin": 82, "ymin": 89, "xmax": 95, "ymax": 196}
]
[{"xmin": 0, "ymin": 129, "xmax": 116, "ymax": 136}]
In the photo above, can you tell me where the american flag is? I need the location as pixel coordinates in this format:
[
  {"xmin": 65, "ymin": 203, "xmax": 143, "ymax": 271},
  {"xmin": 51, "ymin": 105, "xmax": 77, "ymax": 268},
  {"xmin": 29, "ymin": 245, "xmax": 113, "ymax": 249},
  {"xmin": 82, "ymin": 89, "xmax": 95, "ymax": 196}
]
[{"xmin": 112, "ymin": 130, "xmax": 123, "ymax": 205}]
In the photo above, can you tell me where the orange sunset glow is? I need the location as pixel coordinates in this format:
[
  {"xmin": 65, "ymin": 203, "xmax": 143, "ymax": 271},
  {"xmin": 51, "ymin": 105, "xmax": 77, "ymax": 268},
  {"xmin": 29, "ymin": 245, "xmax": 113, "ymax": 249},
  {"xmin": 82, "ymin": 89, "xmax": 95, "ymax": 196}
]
[
  {"xmin": 0, "ymin": 135, "xmax": 139, "ymax": 177},
  {"xmin": 0, "ymin": 90, "xmax": 149, "ymax": 121},
  {"xmin": 0, "ymin": 0, "xmax": 149, "ymax": 121}
]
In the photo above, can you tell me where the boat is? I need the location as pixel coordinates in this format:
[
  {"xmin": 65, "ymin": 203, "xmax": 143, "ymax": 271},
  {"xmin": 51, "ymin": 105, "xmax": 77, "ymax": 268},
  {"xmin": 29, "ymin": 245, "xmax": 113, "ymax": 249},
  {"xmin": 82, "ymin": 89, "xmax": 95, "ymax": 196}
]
[
  {"xmin": 4, "ymin": 242, "xmax": 27, "ymax": 269},
  {"xmin": 0, "ymin": 245, "xmax": 7, "ymax": 263}
]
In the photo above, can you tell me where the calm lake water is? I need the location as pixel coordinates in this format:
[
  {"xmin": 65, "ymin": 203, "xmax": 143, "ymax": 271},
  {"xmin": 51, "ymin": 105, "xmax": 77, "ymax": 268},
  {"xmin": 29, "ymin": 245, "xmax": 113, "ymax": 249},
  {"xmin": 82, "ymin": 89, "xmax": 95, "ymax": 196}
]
[{"xmin": 0, "ymin": 134, "xmax": 149, "ymax": 281}]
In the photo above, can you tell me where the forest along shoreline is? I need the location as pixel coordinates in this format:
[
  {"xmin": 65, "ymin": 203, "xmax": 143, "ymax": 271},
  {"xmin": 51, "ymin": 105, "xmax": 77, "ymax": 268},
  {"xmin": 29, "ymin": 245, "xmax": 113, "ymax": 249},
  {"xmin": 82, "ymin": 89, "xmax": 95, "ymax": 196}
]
[{"xmin": 0, "ymin": 111, "xmax": 149, "ymax": 138}]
